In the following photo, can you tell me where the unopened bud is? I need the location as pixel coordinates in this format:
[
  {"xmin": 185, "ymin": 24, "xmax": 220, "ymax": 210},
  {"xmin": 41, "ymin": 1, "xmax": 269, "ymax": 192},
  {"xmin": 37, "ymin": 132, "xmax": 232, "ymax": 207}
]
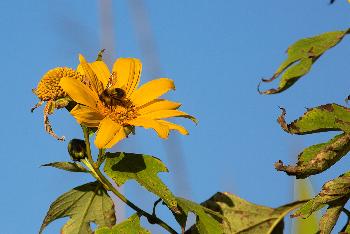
[{"xmin": 68, "ymin": 139, "xmax": 87, "ymax": 161}]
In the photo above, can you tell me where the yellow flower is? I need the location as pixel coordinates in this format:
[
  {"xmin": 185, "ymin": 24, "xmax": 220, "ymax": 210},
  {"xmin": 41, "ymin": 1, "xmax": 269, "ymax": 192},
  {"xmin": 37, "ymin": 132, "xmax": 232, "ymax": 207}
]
[
  {"xmin": 60, "ymin": 54, "xmax": 196, "ymax": 149},
  {"xmin": 32, "ymin": 67, "xmax": 82, "ymax": 140}
]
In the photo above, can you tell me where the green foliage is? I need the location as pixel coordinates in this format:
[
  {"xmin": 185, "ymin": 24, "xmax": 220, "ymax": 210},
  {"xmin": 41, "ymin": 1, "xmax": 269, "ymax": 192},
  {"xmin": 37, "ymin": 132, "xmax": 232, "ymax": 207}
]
[
  {"xmin": 39, "ymin": 181, "xmax": 116, "ymax": 234},
  {"xmin": 292, "ymin": 172, "xmax": 350, "ymax": 233},
  {"xmin": 95, "ymin": 214, "xmax": 150, "ymax": 234},
  {"xmin": 191, "ymin": 192, "xmax": 305, "ymax": 234},
  {"xmin": 104, "ymin": 152, "xmax": 178, "ymax": 212},
  {"xmin": 41, "ymin": 161, "xmax": 88, "ymax": 173},
  {"xmin": 259, "ymin": 30, "xmax": 349, "ymax": 94},
  {"xmin": 261, "ymin": 25, "xmax": 350, "ymax": 233},
  {"xmin": 173, "ymin": 197, "xmax": 223, "ymax": 234}
]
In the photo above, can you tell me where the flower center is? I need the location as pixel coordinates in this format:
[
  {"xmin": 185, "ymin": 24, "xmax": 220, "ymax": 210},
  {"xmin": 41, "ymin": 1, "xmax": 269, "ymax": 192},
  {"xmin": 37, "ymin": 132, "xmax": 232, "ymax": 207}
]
[
  {"xmin": 35, "ymin": 67, "xmax": 81, "ymax": 101},
  {"xmin": 98, "ymin": 99, "xmax": 139, "ymax": 125}
]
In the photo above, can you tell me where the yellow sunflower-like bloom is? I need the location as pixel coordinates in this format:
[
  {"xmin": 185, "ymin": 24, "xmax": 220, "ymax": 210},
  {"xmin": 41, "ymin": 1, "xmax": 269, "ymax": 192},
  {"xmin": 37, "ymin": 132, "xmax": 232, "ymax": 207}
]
[
  {"xmin": 32, "ymin": 67, "xmax": 82, "ymax": 140},
  {"xmin": 60, "ymin": 54, "xmax": 196, "ymax": 149}
]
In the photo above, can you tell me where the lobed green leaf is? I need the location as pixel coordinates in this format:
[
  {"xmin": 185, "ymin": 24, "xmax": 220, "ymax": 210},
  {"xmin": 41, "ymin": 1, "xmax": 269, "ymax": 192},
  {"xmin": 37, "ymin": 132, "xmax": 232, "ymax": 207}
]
[
  {"xmin": 190, "ymin": 192, "xmax": 305, "ymax": 234},
  {"xmin": 95, "ymin": 214, "xmax": 150, "ymax": 234},
  {"xmin": 39, "ymin": 181, "xmax": 116, "ymax": 234},
  {"xmin": 275, "ymin": 133, "xmax": 350, "ymax": 178},
  {"xmin": 259, "ymin": 30, "xmax": 349, "ymax": 94},
  {"xmin": 103, "ymin": 152, "xmax": 178, "ymax": 212},
  {"xmin": 41, "ymin": 161, "xmax": 89, "ymax": 173}
]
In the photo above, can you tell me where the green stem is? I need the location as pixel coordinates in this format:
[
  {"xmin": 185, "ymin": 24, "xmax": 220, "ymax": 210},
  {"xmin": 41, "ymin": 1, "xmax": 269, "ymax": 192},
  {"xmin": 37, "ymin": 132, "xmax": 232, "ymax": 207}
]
[
  {"xmin": 82, "ymin": 126, "xmax": 177, "ymax": 234},
  {"xmin": 96, "ymin": 148, "xmax": 105, "ymax": 168}
]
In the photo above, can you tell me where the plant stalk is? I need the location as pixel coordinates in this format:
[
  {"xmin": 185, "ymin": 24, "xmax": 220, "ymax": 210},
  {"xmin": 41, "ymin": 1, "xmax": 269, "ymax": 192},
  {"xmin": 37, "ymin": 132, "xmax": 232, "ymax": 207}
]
[{"xmin": 82, "ymin": 126, "xmax": 177, "ymax": 234}]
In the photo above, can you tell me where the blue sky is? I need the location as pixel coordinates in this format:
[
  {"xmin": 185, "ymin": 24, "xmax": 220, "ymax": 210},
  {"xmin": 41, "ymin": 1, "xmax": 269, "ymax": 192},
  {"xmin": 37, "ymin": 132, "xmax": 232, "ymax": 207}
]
[{"xmin": 1, "ymin": 1, "xmax": 350, "ymax": 233}]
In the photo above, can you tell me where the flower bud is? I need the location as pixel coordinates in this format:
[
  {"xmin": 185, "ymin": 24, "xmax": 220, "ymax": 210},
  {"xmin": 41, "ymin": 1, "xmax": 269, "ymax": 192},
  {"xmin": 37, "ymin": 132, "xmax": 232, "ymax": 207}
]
[{"xmin": 68, "ymin": 139, "xmax": 87, "ymax": 161}]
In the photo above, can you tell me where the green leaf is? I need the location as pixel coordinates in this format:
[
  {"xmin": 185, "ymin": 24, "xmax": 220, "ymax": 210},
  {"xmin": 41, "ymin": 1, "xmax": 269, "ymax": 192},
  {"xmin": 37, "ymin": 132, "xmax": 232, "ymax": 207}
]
[
  {"xmin": 173, "ymin": 197, "xmax": 222, "ymax": 234},
  {"xmin": 278, "ymin": 104, "xmax": 350, "ymax": 134},
  {"xmin": 193, "ymin": 192, "xmax": 306, "ymax": 234},
  {"xmin": 95, "ymin": 214, "xmax": 150, "ymax": 234},
  {"xmin": 41, "ymin": 162, "xmax": 89, "ymax": 173},
  {"xmin": 293, "ymin": 172, "xmax": 350, "ymax": 233},
  {"xmin": 104, "ymin": 152, "xmax": 178, "ymax": 212},
  {"xmin": 275, "ymin": 133, "xmax": 350, "ymax": 178},
  {"xmin": 39, "ymin": 181, "xmax": 116, "ymax": 234},
  {"xmin": 258, "ymin": 30, "xmax": 349, "ymax": 94}
]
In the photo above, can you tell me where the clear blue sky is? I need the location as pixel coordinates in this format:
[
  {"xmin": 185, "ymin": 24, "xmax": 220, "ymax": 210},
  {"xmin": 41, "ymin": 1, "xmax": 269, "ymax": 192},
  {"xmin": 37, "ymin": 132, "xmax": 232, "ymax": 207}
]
[{"xmin": 1, "ymin": 1, "xmax": 350, "ymax": 233}]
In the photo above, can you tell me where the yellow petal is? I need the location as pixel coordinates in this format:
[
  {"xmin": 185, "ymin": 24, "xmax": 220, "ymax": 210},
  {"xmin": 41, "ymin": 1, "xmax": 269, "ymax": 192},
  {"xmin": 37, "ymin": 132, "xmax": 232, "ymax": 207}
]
[
  {"xmin": 131, "ymin": 78, "xmax": 175, "ymax": 107},
  {"xmin": 89, "ymin": 61, "xmax": 111, "ymax": 89},
  {"xmin": 70, "ymin": 105, "xmax": 104, "ymax": 127},
  {"xmin": 140, "ymin": 110, "xmax": 197, "ymax": 124},
  {"xmin": 60, "ymin": 77, "xmax": 99, "ymax": 110},
  {"xmin": 112, "ymin": 58, "xmax": 142, "ymax": 97},
  {"xmin": 158, "ymin": 120, "xmax": 189, "ymax": 135},
  {"xmin": 77, "ymin": 54, "xmax": 104, "ymax": 95},
  {"xmin": 95, "ymin": 117, "xmax": 122, "ymax": 149},
  {"xmin": 138, "ymin": 99, "xmax": 181, "ymax": 115},
  {"xmin": 104, "ymin": 127, "xmax": 128, "ymax": 148},
  {"xmin": 127, "ymin": 118, "xmax": 169, "ymax": 139}
]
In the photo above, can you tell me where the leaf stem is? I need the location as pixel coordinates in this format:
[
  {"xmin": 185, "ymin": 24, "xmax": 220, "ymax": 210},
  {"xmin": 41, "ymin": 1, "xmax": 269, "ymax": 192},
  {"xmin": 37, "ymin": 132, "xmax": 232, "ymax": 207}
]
[
  {"xmin": 152, "ymin": 198, "xmax": 162, "ymax": 216},
  {"xmin": 96, "ymin": 148, "xmax": 105, "ymax": 168},
  {"xmin": 82, "ymin": 126, "xmax": 177, "ymax": 234}
]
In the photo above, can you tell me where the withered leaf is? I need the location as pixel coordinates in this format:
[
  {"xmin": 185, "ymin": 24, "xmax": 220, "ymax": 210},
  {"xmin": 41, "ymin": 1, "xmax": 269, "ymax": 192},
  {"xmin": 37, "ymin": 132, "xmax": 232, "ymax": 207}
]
[
  {"xmin": 293, "ymin": 172, "xmax": 350, "ymax": 234},
  {"xmin": 275, "ymin": 133, "xmax": 350, "ymax": 178},
  {"xmin": 278, "ymin": 104, "xmax": 350, "ymax": 135}
]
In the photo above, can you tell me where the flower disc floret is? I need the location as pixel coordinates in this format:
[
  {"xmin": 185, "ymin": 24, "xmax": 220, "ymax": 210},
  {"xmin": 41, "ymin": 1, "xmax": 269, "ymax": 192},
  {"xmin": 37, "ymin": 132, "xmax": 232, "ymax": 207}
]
[
  {"xmin": 34, "ymin": 67, "xmax": 78, "ymax": 101},
  {"xmin": 96, "ymin": 100, "xmax": 139, "ymax": 125}
]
